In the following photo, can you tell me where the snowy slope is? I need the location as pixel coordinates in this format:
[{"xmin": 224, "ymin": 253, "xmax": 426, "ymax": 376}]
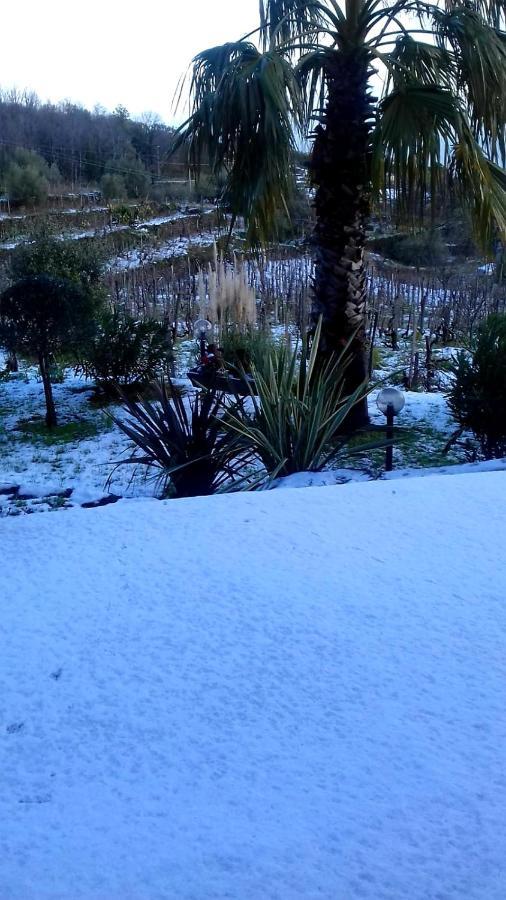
[{"xmin": 1, "ymin": 473, "xmax": 506, "ymax": 899}]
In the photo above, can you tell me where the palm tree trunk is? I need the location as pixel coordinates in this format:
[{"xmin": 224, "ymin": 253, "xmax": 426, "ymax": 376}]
[{"xmin": 309, "ymin": 48, "xmax": 374, "ymax": 428}]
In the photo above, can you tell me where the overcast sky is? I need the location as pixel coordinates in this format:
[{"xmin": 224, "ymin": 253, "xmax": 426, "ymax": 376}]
[{"xmin": 2, "ymin": 0, "xmax": 260, "ymax": 123}]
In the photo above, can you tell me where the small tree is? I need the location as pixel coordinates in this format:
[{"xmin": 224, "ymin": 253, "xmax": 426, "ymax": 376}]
[
  {"xmin": 5, "ymin": 163, "xmax": 48, "ymax": 207},
  {"xmin": 0, "ymin": 276, "xmax": 101, "ymax": 427},
  {"xmin": 2, "ymin": 149, "xmax": 55, "ymax": 207},
  {"xmin": 101, "ymin": 172, "xmax": 127, "ymax": 201},
  {"xmin": 104, "ymin": 156, "xmax": 150, "ymax": 199},
  {"xmin": 3, "ymin": 236, "xmax": 105, "ymax": 426}
]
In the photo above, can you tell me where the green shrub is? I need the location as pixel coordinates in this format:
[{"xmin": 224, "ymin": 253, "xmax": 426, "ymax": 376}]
[
  {"xmin": 5, "ymin": 163, "xmax": 48, "ymax": 207},
  {"xmin": 153, "ymin": 181, "xmax": 193, "ymax": 205},
  {"xmin": 368, "ymin": 231, "xmax": 446, "ymax": 267},
  {"xmin": 3, "ymin": 149, "xmax": 53, "ymax": 207},
  {"xmin": 219, "ymin": 328, "xmax": 275, "ymax": 373},
  {"xmin": 370, "ymin": 346, "xmax": 384, "ymax": 371},
  {"xmin": 1, "ymin": 235, "xmax": 106, "ymax": 428},
  {"xmin": 80, "ymin": 311, "xmax": 173, "ymax": 396},
  {"xmin": 104, "ymin": 156, "xmax": 150, "ymax": 199},
  {"xmin": 111, "ymin": 381, "xmax": 251, "ymax": 497},
  {"xmin": 101, "ymin": 173, "xmax": 127, "ymax": 201},
  {"xmin": 10, "ymin": 233, "xmax": 106, "ymax": 289},
  {"xmin": 446, "ymin": 314, "xmax": 506, "ymax": 459}
]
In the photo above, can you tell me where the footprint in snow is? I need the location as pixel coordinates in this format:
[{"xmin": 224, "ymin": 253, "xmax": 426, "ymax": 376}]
[{"xmin": 6, "ymin": 723, "xmax": 24, "ymax": 734}]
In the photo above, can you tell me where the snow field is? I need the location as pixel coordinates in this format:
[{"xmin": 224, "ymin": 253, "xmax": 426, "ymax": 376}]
[{"xmin": 1, "ymin": 472, "xmax": 506, "ymax": 898}]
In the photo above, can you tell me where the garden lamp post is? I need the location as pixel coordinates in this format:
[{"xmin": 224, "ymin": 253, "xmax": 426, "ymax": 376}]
[
  {"xmin": 377, "ymin": 388, "xmax": 405, "ymax": 472},
  {"xmin": 193, "ymin": 318, "xmax": 213, "ymax": 363}
]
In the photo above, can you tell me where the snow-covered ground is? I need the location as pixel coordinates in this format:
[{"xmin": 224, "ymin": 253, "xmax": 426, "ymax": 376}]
[
  {"xmin": 108, "ymin": 230, "xmax": 229, "ymax": 271},
  {"xmin": 2, "ymin": 349, "xmax": 505, "ymax": 516},
  {"xmin": 0, "ymin": 372, "xmax": 139, "ymax": 511},
  {"xmin": 0, "ymin": 208, "xmax": 218, "ymax": 252},
  {"xmin": 1, "ymin": 472, "xmax": 506, "ymax": 899}
]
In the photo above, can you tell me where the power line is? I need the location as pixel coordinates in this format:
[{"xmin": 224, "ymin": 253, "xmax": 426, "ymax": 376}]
[{"xmin": 0, "ymin": 138, "xmax": 205, "ymax": 180}]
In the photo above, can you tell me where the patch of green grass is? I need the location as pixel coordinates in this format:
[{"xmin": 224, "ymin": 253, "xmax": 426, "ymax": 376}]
[
  {"xmin": 343, "ymin": 422, "xmax": 463, "ymax": 474},
  {"xmin": 432, "ymin": 357, "xmax": 454, "ymax": 374},
  {"xmin": 15, "ymin": 417, "xmax": 108, "ymax": 446},
  {"xmin": 371, "ymin": 347, "xmax": 386, "ymax": 371},
  {"xmin": 392, "ymin": 424, "xmax": 451, "ymax": 467},
  {"xmin": 47, "ymin": 495, "xmax": 69, "ymax": 510}
]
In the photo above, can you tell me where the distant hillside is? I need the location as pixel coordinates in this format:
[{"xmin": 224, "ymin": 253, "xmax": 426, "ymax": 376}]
[{"xmin": 0, "ymin": 88, "xmax": 187, "ymax": 189}]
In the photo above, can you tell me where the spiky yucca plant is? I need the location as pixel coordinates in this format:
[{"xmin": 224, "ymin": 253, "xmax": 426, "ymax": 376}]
[
  {"xmin": 176, "ymin": 0, "xmax": 506, "ymax": 424},
  {"xmin": 111, "ymin": 381, "xmax": 252, "ymax": 498},
  {"xmin": 222, "ymin": 319, "xmax": 372, "ymax": 478}
]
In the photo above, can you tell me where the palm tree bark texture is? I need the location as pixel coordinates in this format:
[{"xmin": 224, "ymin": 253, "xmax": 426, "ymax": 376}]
[{"xmin": 310, "ymin": 48, "xmax": 374, "ymax": 425}]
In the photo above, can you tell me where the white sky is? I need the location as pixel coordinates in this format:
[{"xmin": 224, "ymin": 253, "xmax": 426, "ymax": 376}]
[{"xmin": 1, "ymin": 0, "xmax": 260, "ymax": 123}]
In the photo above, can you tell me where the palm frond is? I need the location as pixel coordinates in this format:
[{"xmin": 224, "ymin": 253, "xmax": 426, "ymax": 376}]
[
  {"xmin": 259, "ymin": 0, "xmax": 324, "ymax": 48},
  {"xmin": 385, "ymin": 35, "xmax": 454, "ymax": 90},
  {"xmin": 452, "ymin": 136, "xmax": 506, "ymax": 247},
  {"xmin": 372, "ymin": 84, "xmax": 461, "ymax": 216},
  {"xmin": 434, "ymin": 5, "xmax": 506, "ymax": 156},
  {"xmin": 174, "ymin": 41, "xmax": 301, "ymax": 245},
  {"xmin": 373, "ymin": 77, "xmax": 506, "ymax": 245},
  {"xmin": 445, "ymin": 0, "xmax": 506, "ymax": 30},
  {"xmin": 296, "ymin": 49, "xmax": 333, "ymax": 128}
]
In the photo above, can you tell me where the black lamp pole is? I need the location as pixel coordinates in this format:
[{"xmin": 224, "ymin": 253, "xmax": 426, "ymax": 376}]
[
  {"xmin": 200, "ymin": 330, "xmax": 206, "ymax": 363},
  {"xmin": 385, "ymin": 403, "xmax": 395, "ymax": 472}
]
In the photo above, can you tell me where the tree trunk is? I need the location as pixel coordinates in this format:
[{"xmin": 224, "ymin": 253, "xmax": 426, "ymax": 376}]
[
  {"xmin": 309, "ymin": 49, "xmax": 374, "ymax": 429},
  {"xmin": 39, "ymin": 353, "xmax": 58, "ymax": 428},
  {"xmin": 6, "ymin": 352, "xmax": 18, "ymax": 372}
]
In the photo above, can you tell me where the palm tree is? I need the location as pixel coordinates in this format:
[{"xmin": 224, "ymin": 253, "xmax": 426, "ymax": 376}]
[{"xmin": 176, "ymin": 0, "xmax": 506, "ymax": 424}]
